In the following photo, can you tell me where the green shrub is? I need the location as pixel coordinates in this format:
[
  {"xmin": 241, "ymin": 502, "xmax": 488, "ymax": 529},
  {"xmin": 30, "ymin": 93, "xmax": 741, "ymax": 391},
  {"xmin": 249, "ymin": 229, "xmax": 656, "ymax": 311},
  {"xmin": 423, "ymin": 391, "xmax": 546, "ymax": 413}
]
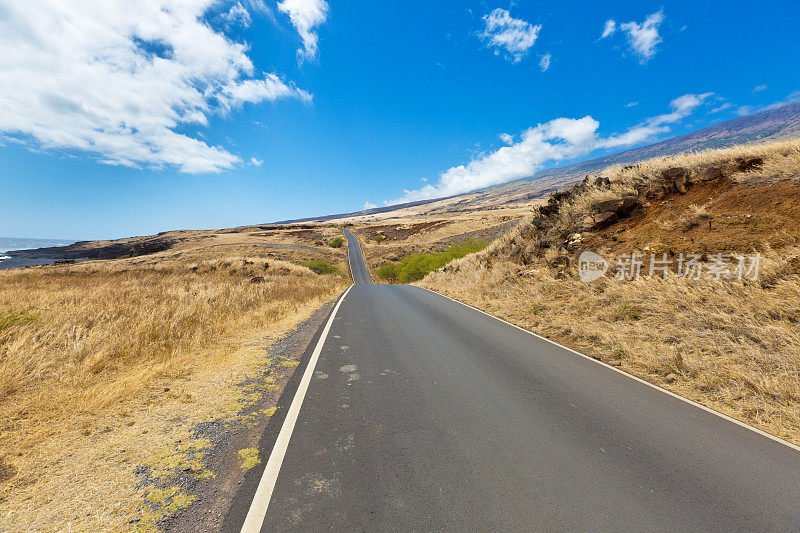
[
  {"xmin": 304, "ymin": 260, "xmax": 338, "ymax": 275},
  {"xmin": 377, "ymin": 240, "xmax": 487, "ymax": 283},
  {"xmin": 377, "ymin": 263, "xmax": 398, "ymax": 281},
  {"xmin": 327, "ymin": 236, "xmax": 345, "ymax": 248}
]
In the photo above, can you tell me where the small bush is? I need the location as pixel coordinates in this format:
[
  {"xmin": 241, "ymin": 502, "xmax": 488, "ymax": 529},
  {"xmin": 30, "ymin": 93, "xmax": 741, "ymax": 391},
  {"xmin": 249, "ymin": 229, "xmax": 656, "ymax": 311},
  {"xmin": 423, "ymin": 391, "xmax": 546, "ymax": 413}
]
[
  {"xmin": 327, "ymin": 236, "xmax": 345, "ymax": 248},
  {"xmin": 377, "ymin": 263, "xmax": 398, "ymax": 280},
  {"xmin": 378, "ymin": 240, "xmax": 487, "ymax": 282},
  {"xmin": 305, "ymin": 260, "xmax": 338, "ymax": 275}
]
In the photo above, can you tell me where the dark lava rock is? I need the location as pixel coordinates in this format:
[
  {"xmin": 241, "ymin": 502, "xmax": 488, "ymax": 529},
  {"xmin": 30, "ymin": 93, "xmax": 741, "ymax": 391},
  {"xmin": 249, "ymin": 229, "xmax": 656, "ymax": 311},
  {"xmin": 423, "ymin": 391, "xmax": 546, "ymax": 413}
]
[
  {"xmin": 593, "ymin": 211, "xmax": 620, "ymax": 230},
  {"xmin": 736, "ymin": 157, "xmax": 764, "ymax": 172},
  {"xmin": 662, "ymin": 167, "xmax": 690, "ymax": 194},
  {"xmin": 130, "ymin": 239, "xmax": 174, "ymax": 257},
  {"xmin": 592, "ymin": 196, "xmax": 640, "ymax": 217},
  {"xmin": 644, "ymin": 186, "xmax": 666, "ymax": 200},
  {"xmin": 696, "ymin": 166, "xmax": 727, "ymax": 182}
]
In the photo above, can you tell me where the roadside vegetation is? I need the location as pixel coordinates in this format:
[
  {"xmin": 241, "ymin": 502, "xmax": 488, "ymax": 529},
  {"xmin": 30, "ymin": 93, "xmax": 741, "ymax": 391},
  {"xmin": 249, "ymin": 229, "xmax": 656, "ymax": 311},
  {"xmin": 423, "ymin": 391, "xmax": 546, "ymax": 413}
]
[
  {"xmin": 327, "ymin": 236, "xmax": 345, "ymax": 248},
  {"xmin": 420, "ymin": 139, "xmax": 800, "ymax": 446},
  {"xmin": 0, "ymin": 254, "xmax": 348, "ymax": 530},
  {"xmin": 377, "ymin": 240, "xmax": 487, "ymax": 282},
  {"xmin": 304, "ymin": 259, "xmax": 338, "ymax": 274}
]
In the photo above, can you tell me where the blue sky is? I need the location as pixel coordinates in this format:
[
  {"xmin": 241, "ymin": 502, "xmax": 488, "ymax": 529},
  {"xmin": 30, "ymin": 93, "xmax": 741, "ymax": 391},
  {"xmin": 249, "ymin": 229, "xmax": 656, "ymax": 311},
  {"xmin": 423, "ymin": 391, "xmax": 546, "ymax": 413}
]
[{"xmin": 1, "ymin": 0, "xmax": 798, "ymax": 240}]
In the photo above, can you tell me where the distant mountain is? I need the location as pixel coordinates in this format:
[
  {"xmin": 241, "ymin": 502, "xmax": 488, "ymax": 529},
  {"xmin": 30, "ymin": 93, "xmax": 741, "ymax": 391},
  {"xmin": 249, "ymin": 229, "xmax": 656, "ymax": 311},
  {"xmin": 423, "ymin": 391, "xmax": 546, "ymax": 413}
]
[
  {"xmin": 486, "ymin": 102, "xmax": 800, "ymax": 198},
  {"xmin": 284, "ymin": 103, "xmax": 800, "ymax": 223}
]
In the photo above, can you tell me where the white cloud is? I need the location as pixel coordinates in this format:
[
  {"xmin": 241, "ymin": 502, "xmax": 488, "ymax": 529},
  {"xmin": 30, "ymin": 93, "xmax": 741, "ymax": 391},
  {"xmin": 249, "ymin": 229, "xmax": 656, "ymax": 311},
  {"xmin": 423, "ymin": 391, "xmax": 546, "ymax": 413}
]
[
  {"xmin": 619, "ymin": 11, "xmax": 664, "ymax": 63},
  {"xmin": 752, "ymin": 84, "xmax": 768, "ymax": 93},
  {"xmin": 480, "ymin": 8, "xmax": 541, "ymax": 63},
  {"xmin": 599, "ymin": 92, "xmax": 713, "ymax": 149},
  {"xmin": 221, "ymin": 2, "xmax": 252, "ymax": 28},
  {"xmin": 0, "ymin": 0, "xmax": 309, "ymax": 174},
  {"xmin": 710, "ymin": 102, "xmax": 734, "ymax": 114},
  {"xmin": 390, "ymin": 92, "xmax": 712, "ymax": 203},
  {"xmin": 602, "ymin": 11, "xmax": 664, "ymax": 63},
  {"xmin": 539, "ymin": 53, "xmax": 552, "ymax": 72},
  {"xmin": 766, "ymin": 90, "xmax": 800, "ymax": 109},
  {"xmin": 737, "ymin": 90, "xmax": 800, "ymax": 116},
  {"xmin": 250, "ymin": 157, "xmax": 263, "ymax": 167},
  {"xmin": 220, "ymin": 74, "xmax": 312, "ymax": 110},
  {"xmin": 600, "ymin": 19, "xmax": 616, "ymax": 39},
  {"xmin": 277, "ymin": 0, "xmax": 329, "ymax": 61},
  {"xmin": 625, "ymin": 101, "xmax": 639, "ymax": 108},
  {"xmin": 363, "ymin": 201, "xmax": 378, "ymax": 210},
  {"xmin": 499, "ymin": 133, "xmax": 514, "ymax": 145}
]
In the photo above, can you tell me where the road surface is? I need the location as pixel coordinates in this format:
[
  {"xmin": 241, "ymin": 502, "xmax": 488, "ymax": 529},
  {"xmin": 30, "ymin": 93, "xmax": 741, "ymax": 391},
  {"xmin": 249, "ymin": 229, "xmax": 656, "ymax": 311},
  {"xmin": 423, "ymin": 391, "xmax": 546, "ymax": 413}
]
[{"xmin": 224, "ymin": 229, "xmax": 800, "ymax": 532}]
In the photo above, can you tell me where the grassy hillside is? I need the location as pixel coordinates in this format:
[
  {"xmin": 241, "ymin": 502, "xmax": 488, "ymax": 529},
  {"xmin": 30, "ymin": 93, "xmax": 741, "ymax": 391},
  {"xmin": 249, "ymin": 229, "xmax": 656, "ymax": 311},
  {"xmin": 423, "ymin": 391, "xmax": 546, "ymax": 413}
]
[
  {"xmin": 420, "ymin": 138, "xmax": 800, "ymax": 446},
  {"xmin": 0, "ymin": 230, "xmax": 350, "ymax": 530}
]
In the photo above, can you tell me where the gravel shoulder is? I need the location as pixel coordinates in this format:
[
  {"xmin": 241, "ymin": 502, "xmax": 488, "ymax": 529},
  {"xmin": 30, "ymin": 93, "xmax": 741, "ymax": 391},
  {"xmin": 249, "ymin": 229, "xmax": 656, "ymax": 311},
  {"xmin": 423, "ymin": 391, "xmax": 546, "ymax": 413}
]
[{"xmin": 160, "ymin": 299, "xmax": 337, "ymax": 532}]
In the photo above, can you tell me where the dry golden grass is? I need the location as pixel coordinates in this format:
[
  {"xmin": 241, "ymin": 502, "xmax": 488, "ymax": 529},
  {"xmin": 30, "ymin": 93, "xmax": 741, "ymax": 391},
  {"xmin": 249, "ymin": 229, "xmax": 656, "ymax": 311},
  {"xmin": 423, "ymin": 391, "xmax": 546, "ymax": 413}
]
[
  {"xmin": 610, "ymin": 138, "xmax": 800, "ymax": 185},
  {"xmin": 0, "ymin": 254, "xmax": 348, "ymax": 530},
  {"xmin": 548, "ymin": 139, "xmax": 800, "ymax": 238},
  {"xmin": 420, "ymin": 138, "xmax": 800, "ymax": 446}
]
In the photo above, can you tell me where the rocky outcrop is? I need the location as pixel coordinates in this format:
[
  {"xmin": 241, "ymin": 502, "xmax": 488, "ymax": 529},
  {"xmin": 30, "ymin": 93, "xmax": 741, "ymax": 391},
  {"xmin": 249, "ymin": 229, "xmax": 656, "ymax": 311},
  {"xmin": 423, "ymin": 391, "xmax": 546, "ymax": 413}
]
[
  {"xmin": 129, "ymin": 238, "xmax": 175, "ymax": 257},
  {"xmin": 590, "ymin": 195, "xmax": 641, "ymax": 230},
  {"xmin": 735, "ymin": 157, "xmax": 764, "ymax": 172},
  {"xmin": 696, "ymin": 166, "xmax": 727, "ymax": 183},
  {"xmin": 592, "ymin": 211, "xmax": 620, "ymax": 230},
  {"xmin": 592, "ymin": 196, "xmax": 640, "ymax": 217},
  {"xmin": 662, "ymin": 167, "xmax": 690, "ymax": 194}
]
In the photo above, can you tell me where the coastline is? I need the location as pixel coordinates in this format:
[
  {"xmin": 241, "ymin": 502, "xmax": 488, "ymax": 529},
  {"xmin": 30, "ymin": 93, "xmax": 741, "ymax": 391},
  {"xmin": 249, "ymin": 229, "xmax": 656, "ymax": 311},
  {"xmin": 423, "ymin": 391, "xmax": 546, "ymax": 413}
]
[
  {"xmin": 0, "ymin": 237, "xmax": 90, "ymax": 270},
  {"xmin": 0, "ymin": 256, "xmax": 59, "ymax": 270}
]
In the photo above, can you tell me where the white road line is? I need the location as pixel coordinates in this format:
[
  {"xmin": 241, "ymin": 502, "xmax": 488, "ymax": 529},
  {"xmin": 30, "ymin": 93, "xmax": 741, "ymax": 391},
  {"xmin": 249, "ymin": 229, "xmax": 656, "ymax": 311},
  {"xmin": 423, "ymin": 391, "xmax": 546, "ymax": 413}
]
[
  {"xmin": 240, "ymin": 285, "xmax": 354, "ymax": 533},
  {"xmin": 417, "ymin": 286, "xmax": 800, "ymax": 454}
]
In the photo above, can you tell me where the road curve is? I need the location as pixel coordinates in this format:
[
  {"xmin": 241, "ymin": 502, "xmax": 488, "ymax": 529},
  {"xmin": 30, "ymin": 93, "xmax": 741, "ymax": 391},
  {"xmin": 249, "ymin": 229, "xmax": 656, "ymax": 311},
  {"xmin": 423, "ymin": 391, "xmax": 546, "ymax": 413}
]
[{"xmin": 224, "ymin": 230, "xmax": 800, "ymax": 532}]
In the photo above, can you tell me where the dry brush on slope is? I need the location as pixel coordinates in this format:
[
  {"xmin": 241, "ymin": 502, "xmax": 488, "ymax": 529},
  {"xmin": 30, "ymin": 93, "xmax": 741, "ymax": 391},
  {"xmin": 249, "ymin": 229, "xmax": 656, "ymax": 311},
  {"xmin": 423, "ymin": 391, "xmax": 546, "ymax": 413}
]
[
  {"xmin": 0, "ymin": 255, "xmax": 349, "ymax": 530},
  {"xmin": 420, "ymin": 139, "xmax": 800, "ymax": 446}
]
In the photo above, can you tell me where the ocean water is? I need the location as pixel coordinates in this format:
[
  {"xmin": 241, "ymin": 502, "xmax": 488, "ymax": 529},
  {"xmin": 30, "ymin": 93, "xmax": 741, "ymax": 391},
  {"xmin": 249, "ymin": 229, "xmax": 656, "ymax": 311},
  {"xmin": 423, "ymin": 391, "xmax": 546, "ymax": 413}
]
[{"xmin": 0, "ymin": 237, "xmax": 75, "ymax": 260}]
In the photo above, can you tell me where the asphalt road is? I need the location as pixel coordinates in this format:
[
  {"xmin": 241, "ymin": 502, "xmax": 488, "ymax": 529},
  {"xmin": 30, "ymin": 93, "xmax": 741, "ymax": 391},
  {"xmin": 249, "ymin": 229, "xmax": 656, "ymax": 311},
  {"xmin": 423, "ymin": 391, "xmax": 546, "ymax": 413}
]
[
  {"xmin": 224, "ymin": 230, "xmax": 800, "ymax": 532},
  {"xmin": 342, "ymin": 229, "xmax": 373, "ymax": 284}
]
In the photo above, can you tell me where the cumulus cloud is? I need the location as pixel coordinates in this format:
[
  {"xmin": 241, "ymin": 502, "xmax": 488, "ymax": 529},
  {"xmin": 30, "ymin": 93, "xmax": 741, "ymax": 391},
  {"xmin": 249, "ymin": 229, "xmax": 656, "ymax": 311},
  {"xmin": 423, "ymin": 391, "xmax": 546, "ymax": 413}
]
[
  {"xmin": 620, "ymin": 11, "xmax": 664, "ymax": 62},
  {"xmin": 277, "ymin": 0, "xmax": 329, "ymax": 61},
  {"xmin": 480, "ymin": 8, "xmax": 541, "ymax": 63},
  {"xmin": 0, "ymin": 0, "xmax": 309, "ymax": 173},
  {"xmin": 363, "ymin": 201, "xmax": 378, "ymax": 210},
  {"xmin": 600, "ymin": 19, "xmax": 616, "ymax": 39},
  {"xmin": 390, "ymin": 92, "xmax": 712, "ymax": 203},
  {"xmin": 499, "ymin": 133, "xmax": 514, "ymax": 145},
  {"xmin": 602, "ymin": 11, "xmax": 664, "ymax": 63},
  {"xmin": 539, "ymin": 53, "xmax": 552, "ymax": 72}
]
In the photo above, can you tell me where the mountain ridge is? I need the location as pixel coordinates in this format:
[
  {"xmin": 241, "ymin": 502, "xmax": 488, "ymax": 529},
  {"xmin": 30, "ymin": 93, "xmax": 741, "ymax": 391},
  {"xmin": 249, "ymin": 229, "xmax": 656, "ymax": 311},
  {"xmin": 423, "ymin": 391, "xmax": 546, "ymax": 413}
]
[{"xmin": 288, "ymin": 102, "xmax": 800, "ymax": 223}]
